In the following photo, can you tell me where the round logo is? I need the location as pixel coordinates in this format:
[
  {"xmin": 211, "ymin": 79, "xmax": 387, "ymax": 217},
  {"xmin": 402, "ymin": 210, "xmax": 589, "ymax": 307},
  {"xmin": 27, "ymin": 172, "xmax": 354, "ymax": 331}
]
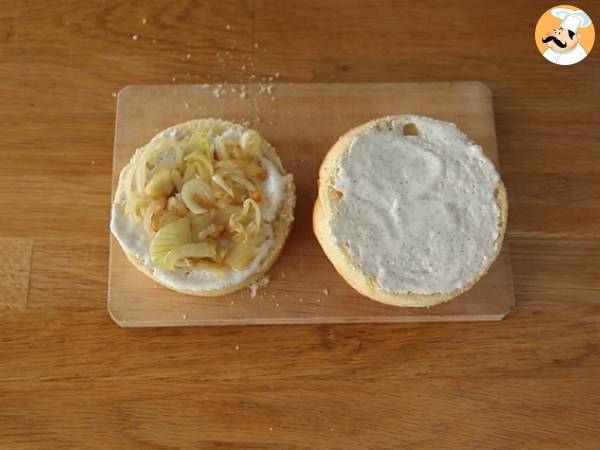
[{"xmin": 535, "ymin": 5, "xmax": 594, "ymax": 65}]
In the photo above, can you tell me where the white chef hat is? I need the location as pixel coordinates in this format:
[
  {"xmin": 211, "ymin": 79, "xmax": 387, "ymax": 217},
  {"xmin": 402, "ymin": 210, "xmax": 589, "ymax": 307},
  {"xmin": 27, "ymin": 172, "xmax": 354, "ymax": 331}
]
[{"xmin": 551, "ymin": 8, "xmax": 592, "ymax": 33}]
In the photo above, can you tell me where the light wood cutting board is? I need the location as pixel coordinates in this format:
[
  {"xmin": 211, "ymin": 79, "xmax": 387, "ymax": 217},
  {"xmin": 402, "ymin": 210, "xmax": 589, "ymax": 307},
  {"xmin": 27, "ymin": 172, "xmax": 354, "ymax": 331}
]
[{"xmin": 108, "ymin": 82, "xmax": 514, "ymax": 327}]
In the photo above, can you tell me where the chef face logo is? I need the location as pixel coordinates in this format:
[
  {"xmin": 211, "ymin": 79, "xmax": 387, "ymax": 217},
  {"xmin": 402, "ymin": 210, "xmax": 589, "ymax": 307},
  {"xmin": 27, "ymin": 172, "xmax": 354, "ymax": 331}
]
[
  {"xmin": 535, "ymin": 5, "xmax": 594, "ymax": 65},
  {"xmin": 542, "ymin": 27, "xmax": 580, "ymax": 52}
]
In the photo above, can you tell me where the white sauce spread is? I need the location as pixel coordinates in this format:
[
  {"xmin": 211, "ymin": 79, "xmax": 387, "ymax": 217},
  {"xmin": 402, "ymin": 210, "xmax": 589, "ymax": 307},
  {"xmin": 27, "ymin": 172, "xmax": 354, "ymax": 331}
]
[
  {"xmin": 330, "ymin": 116, "xmax": 501, "ymax": 295},
  {"xmin": 111, "ymin": 156, "xmax": 286, "ymax": 292}
]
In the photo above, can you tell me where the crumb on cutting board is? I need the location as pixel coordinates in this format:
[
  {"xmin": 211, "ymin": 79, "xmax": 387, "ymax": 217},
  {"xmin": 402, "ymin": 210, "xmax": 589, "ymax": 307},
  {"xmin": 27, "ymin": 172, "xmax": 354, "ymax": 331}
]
[{"xmin": 249, "ymin": 275, "xmax": 270, "ymax": 298}]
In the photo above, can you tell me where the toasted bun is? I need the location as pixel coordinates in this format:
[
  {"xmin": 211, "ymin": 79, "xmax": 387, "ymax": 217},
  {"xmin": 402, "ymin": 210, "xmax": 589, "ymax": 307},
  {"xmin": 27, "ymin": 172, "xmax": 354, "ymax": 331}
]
[
  {"xmin": 313, "ymin": 115, "xmax": 507, "ymax": 308},
  {"xmin": 113, "ymin": 118, "xmax": 296, "ymax": 296}
]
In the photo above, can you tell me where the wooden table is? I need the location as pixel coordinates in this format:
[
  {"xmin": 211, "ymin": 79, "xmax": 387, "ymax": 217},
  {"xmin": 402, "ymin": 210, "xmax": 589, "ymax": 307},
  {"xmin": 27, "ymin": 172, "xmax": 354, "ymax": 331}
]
[{"xmin": 1, "ymin": 1, "xmax": 599, "ymax": 448}]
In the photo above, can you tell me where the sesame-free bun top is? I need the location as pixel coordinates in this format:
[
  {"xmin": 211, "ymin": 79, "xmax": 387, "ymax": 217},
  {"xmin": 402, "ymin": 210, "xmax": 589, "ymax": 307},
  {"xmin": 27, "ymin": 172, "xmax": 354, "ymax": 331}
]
[
  {"xmin": 111, "ymin": 118, "xmax": 296, "ymax": 296},
  {"xmin": 313, "ymin": 115, "xmax": 507, "ymax": 307}
]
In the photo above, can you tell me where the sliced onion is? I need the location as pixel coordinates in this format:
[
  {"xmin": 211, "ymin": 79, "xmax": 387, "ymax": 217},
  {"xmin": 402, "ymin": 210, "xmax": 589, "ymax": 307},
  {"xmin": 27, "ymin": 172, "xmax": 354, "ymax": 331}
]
[
  {"xmin": 191, "ymin": 213, "xmax": 213, "ymax": 239},
  {"xmin": 183, "ymin": 131, "xmax": 211, "ymax": 155},
  {"xmin": 120, "ymin": 163, "xmax": 136, "ymax": 200},
  {"xmin": 240, "ymin": 129, "xmax": 262, "ymax": 158},
  {"xmin": 224, "ymin": 243, "xmax": 259, "ymax": 271},
  {"xmin": 160, "ymin": 211, "xmax": 181, "ymax": 227},
  {"xmin": 233, "ymin": 198, "xmax": 261, "ymax": 228},
  {"xmin": 149, "ymin": 217, "xmax": 192, "ymax": 266},
  {"xmin": 162, "ymin": 242, "xmax": 217, "ymax": 271},
  {"xmin": 214, "ymin": 204, "xmax": 242, "ymax": 227},
  {"xmin": 232, "ymin": 145, "xmax": 243, "ymax": 160},
  {"xmin": 140, "ymin": 140, "xmax": 184, "ymax": 183},
  {"xmin": 143, "ymin": 199, "xmax": 165, "ymax": 234},
  {"xmin": 246, "ymin": 230, "xmax": 267, "ymax": 247},
  {"xmin": 216, "ymin": 160, "xmax": 239, "ymax": 171},
  {"xmin": 135, "ymin": 161, "xmax": 147, "ymax": 194},
  {"xmin": 193, "ymin": 260, "xmax": 226, "ymax": 272},
  {"xmin": 127, "ymin": 196, "xmax": 156, "ymax": 222},
  {"xmin": 211, "ymin": 174, "xmax": 234, "ymax": 197},
  {"xmin": 215, "ymin": 139, "xmax": 230, "ymax": 160},
  {"xmin": 242, "ymin": 161, "xmax": 265, "ymax": 179},
  {"xmin": 228, "ymin": 198, "xmax": 261, "ymax": 243},
  {"xmin": 228, "ymin": 174, "xmax": 256, "ymax": 192},
  {"xmin": 197, "ymin": 224, "xmax": 218, "ymax": 240},
  {"xmin": 185, "ymin": 153, "xmax": 214, "ymax": 177},
  {"xmin": 249, "ymin": 198, "xmax": 261, "ymax": 228},
  {"xmin": 181, "ymin": 179, "xmax": 213, "ymax": 214},
  {"xmin": 167, "ymin": 194, "xmax": 188, "ymax": 216},
  {"xmin": 171, "ymin": 169, "xmax": 183, "ymax": 192},
  {"xmin": 145, "ymin": 168, "xmax": 173, "ymax": 197},
  {"xmin": 125, "ymin": 195, "xmax": 142, "ymax": 216}
]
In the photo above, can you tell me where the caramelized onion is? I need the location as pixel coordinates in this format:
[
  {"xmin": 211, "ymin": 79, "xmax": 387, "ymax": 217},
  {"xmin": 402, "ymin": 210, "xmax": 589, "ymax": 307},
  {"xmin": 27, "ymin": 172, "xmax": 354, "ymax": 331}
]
[{"xmin": 122, "ymin": 126, "xmax": 270, "ymax": 272}]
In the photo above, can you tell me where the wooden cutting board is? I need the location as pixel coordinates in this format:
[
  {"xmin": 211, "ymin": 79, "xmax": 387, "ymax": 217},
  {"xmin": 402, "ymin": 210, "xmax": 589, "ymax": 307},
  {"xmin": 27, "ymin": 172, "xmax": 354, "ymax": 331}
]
[{"xmin": 108, "ymin": 82, "xmax": 515, "ymax": 327}]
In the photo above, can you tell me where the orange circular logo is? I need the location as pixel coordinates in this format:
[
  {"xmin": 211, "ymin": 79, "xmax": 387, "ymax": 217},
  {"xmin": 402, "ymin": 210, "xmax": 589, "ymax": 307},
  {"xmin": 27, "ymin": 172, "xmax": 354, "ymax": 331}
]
[{"xmin": 535, "ymin": 5, "xmax": 594, "ymax": 65}]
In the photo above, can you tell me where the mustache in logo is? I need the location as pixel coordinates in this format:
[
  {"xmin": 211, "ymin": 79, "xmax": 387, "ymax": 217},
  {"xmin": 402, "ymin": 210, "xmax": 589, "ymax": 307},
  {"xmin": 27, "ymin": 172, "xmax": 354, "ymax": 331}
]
[{"xmin": 542, "ymin": 35, "xmax": 567, "ymax": 48}]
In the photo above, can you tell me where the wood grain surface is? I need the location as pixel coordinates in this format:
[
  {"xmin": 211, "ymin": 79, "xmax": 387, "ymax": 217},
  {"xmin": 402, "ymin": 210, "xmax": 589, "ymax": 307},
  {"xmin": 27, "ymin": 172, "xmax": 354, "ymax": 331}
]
[
  {"xmin": 0, "ymin": 0, "xmax": 599, "ymax": 448},
  {"xmin": 108, "ymin": 82, "xmax": 514, "ymax": 326}
]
